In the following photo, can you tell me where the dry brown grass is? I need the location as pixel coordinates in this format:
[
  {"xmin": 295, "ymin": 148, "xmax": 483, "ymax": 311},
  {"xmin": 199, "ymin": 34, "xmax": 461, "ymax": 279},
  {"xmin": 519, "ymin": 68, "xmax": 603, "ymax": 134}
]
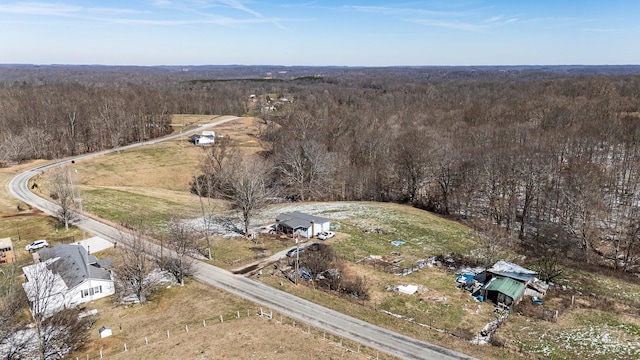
[{"xmin": 74, "ymin": 281, "xmax": 391, "ymax": 360}]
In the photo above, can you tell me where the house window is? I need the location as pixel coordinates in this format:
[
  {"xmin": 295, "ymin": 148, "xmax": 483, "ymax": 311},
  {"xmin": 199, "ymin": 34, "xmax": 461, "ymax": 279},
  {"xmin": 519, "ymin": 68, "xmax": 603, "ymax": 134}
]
[
  {"xmin": 81, "ymin": 289, "xmax": 89, "ymax": 298},
  {"xmin": 94, "ymin": 286, "xmax": 102, "ymax": 294}
]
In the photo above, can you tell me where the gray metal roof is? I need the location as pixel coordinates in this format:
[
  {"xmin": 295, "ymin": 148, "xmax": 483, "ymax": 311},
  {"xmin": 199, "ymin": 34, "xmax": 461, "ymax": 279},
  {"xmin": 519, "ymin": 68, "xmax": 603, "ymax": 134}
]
[
  {"xmin": 275, "ymin": 211, "xmax": 329, "ymax": 231},
  {"xmin": 38, "ymin": 244, "xmax": 112, "ymax": 289},
  {"xmin": 486, "ymin": 260, "xmax": 537, "ymax": 283}
]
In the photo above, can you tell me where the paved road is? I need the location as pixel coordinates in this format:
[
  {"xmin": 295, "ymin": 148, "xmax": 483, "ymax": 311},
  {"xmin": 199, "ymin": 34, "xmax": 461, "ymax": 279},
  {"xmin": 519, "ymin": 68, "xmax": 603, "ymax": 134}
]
[{"xmin": 8, "ymin": 117, "xmax": 476, "ymax": 360}]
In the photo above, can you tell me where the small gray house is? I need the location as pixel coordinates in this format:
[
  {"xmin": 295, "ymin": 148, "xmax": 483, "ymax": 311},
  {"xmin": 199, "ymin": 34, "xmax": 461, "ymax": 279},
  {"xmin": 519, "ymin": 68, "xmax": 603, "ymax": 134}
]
[{"xmin": 275, "ymin": 211, "xmax": 330, "ymax": 238}]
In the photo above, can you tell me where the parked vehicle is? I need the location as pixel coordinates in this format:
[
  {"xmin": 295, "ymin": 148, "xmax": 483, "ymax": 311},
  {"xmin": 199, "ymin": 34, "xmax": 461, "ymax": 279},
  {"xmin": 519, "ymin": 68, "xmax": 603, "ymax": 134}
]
[
  {"xmin": 188, "ymin": 134, "xmax": 201, "ymax": 144},
  {"xmin": 25, "ymin": 239, "xmax": 49, "ymax": 251},
  {"xmin": 259, "ymin": 224, "xmax": 277, "ymax": 234},
  {"xmin": 317, "ymin": 231, "xmax": 335, "ymax": 240},
  {"xmin": 286, "ymin": 247, "xmax": 305, "ymax": 257},
  {"xmin": 307, "ymin": 243, "xmax": 321, "ymax": 251}
]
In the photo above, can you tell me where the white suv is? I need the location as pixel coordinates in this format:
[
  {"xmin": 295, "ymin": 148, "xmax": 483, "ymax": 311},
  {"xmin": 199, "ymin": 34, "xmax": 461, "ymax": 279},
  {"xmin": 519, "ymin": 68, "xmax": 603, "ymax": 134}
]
[
  {"xmin": 25, "ymin": 240, "xmax": 49, "ymax": 251},
  {"xmin": 317, "ymin": 231, "xmax": 335, "ymax": 240}
]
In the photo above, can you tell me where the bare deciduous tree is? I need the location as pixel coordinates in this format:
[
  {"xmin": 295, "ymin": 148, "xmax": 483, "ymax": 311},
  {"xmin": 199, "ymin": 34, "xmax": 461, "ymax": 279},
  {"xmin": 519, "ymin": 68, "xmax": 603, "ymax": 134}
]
[
  {"xmin": 221, "ymin": 157, "xmax": 273, "ymax": 238},
  {"xmin": 48, "ymin": 166, "xmax": 77, "ymax": 231},
  {"xmin": 114, "ymin": 227, "xmax": 157, "ymax": 304},
  {"xmin": 160, "ymin": 216, "xmax": 198, "ymax": 285},
  {"xmin": 0, "ymin": 265, "xmax": 30, "ymax": 359},
  {"xmin": 191, "ymin": 137, "xmax": 236, "ymax": 258}
]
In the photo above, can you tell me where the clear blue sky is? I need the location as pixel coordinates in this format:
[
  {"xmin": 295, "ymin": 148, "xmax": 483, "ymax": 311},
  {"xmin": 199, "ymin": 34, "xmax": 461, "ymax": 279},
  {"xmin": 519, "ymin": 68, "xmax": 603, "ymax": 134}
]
[{"xmin": 0, "ymin": 1, "xmax": 637, "ymax": 66}]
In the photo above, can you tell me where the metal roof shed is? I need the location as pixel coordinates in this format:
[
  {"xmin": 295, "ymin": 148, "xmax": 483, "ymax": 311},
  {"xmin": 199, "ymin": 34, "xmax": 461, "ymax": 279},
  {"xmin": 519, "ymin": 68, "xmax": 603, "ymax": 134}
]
[{"xmin": 481, "ymin": 276, "xmax": 526, "ymax": 307}]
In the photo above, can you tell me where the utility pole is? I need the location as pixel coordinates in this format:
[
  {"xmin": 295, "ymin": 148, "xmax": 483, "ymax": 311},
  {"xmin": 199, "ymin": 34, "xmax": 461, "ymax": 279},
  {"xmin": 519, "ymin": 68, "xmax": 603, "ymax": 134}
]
[
  {"xmin": 295, "ymin": 234, "xmax": 299, "ymax": 285},
  {"xmin": 74, "ymin": 169, "xmax": 86, "ymax": 240}
]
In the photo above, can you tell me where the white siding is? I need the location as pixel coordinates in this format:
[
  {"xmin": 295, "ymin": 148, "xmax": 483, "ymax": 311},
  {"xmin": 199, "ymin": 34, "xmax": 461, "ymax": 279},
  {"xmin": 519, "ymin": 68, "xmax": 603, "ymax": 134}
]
[{"xmin": 67, "ymin": 279, "xmax": 115, "ymax": 308}]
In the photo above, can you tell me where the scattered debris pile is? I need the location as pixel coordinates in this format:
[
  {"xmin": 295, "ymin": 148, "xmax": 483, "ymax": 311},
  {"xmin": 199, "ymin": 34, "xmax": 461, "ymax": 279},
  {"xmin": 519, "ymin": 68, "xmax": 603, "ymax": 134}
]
[{"xmin": 471, "ymin": 308, "xmax": 510, "ymax": 345}]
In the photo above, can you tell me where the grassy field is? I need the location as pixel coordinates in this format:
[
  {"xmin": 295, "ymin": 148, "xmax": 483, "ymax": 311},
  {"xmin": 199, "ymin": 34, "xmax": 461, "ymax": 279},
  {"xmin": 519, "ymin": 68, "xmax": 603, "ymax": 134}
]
[
  {"xmin": 4, "ymin": 114, "xmax": 640, "ymax": 360},
  {"xmin": 73, "ymin": 280, "xmax": 385, "ymax": 360}
]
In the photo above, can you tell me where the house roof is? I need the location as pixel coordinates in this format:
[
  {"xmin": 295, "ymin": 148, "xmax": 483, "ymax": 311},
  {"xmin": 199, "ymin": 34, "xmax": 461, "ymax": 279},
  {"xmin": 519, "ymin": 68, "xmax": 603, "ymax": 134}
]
[
  {"xmin": 487, "ymin": 260, "xmax": 537, "ymax": 283},
  {"xmin": 276, "ymin": 211, "xmax": 329, "ymax": 230},
  {"xmin": 0, "ymin": 237, "xmax": 12, "ymax": 249},
  {"xmin": 0, "ymin": 238, "xmax": 13, "ymax": 251},
  {"xmin": 482, "ymin": 276, "xmax": 526, "ymax": 301},
  {"xmin": 38, "ymin": 244, "xmax": 112, "ymax": 289}
]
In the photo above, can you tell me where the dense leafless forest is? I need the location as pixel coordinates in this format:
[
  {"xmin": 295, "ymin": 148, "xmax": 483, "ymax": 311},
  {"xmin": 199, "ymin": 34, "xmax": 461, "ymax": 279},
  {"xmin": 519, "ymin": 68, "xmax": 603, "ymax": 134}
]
[{"xmin": 3, "ymin": 64, "xmax": 640, "ymax": 276}]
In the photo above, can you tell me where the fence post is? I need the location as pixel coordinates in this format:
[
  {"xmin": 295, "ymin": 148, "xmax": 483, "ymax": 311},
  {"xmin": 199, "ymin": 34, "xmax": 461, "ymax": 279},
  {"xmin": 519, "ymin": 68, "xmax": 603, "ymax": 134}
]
[
  {"xmin": 203, "ymin": 319, "xmax": 206, "ymax": 327},
  {"xmin": 237, "ymin": 310, "xmax": 240, "ymax": 319},
  {"xmin": 185, "ymin": 324, "xmax": 189, "ymax": 333},
  {"xmin": 220, "ymin": 315, "xmax": 224, "ymax": 323},
  {"xmin": 167, "ymin": 330, "xmax": 170, "ymax": 338},
  {"xmin": 145, "ymin": 336, "xmax": 148, "ymax": 345},
  {"xmin": 124, "ymin": 343, "xmax": 127, "ymax": 352},
  {"xmin": 100, "ymin": 349, "xmax": 103, "ymax": 359}
]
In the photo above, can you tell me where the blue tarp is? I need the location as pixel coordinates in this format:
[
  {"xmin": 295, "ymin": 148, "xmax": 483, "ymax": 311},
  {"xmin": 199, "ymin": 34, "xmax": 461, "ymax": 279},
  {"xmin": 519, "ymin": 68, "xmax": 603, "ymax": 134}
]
[
  {"xmin": 456, "ymin": 273, "xmax": 475, "ymax": 284},
  {"xmin": 532, "ymin": 297, "xmax": 544, "ymax": 305},
  {"xmin": 391, "ymin": 240, "xmax": 406, "ymax": 246}
]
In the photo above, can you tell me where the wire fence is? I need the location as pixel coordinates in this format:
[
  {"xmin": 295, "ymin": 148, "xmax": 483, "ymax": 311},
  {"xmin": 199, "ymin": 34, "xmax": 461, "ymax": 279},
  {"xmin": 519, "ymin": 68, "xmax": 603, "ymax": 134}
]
[{"xmin": 67, "ymin": 306, "xmax": 395, "ymax": 360}]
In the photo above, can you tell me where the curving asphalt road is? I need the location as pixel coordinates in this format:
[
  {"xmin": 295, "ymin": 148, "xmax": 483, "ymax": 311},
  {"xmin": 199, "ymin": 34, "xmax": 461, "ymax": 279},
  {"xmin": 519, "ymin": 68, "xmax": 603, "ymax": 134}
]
[{"xmin": 8, "ymin": 117, "xmax": 477, "ymax": 360}]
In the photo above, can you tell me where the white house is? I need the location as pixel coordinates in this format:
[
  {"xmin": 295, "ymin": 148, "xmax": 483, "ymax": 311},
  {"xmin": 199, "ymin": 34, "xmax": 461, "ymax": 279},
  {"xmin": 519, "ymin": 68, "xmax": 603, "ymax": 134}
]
[
  {"xmin": 22, "ymin": 244, "xmax": 114, "ymax": 318},
  {"xmin": 275, "ymin": 211, "xmax": 330, "ymax": 238},
  {"xmin": 195, "ymin": 132, "xmax": 215, "ymax": 146}
]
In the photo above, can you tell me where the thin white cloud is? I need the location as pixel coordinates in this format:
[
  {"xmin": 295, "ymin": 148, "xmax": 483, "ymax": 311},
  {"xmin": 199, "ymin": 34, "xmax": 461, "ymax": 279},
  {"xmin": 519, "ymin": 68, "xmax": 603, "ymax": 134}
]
[
  {"xmin": 217, "ymin": 0, "xmax": 262, "ymax": 18},
  {"xmin": 0, "ymin": 2, "xmax": 145, "ymax": 16},
  {"xmin": 107, "ymin": 15, "xmax": 287, "ymax": 27},
  {"xmin": 149, "ymin": 0, "xmax": 173, "ymax": 6},
  {"xmin": 0, "ymin": 2, "xmax": 81, "ymax": 16},
  {"xmin": 409, "ymin": 16, "xmax": 516, "ymax": 32},
  {"xmin": 411, "ymin": 18, "xmax": 484, "ymax": 32},
  {"xmin": 582, "ymin": 27, "xmax": 624, "ymax": 33},
  {"xmin": 145, "ymin": 0, "xmax": 287, "ymax": 29},
  {"xmin": 346, "ymin": 4, "xmax": 516, "ymax": 32},
  {"xmin": 345, "ymin": 5, "xmax": 464, "ymax": 18},
  {"xmin": 484, "ymin": 16, "xmax": 502, "ymax": 23}
]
